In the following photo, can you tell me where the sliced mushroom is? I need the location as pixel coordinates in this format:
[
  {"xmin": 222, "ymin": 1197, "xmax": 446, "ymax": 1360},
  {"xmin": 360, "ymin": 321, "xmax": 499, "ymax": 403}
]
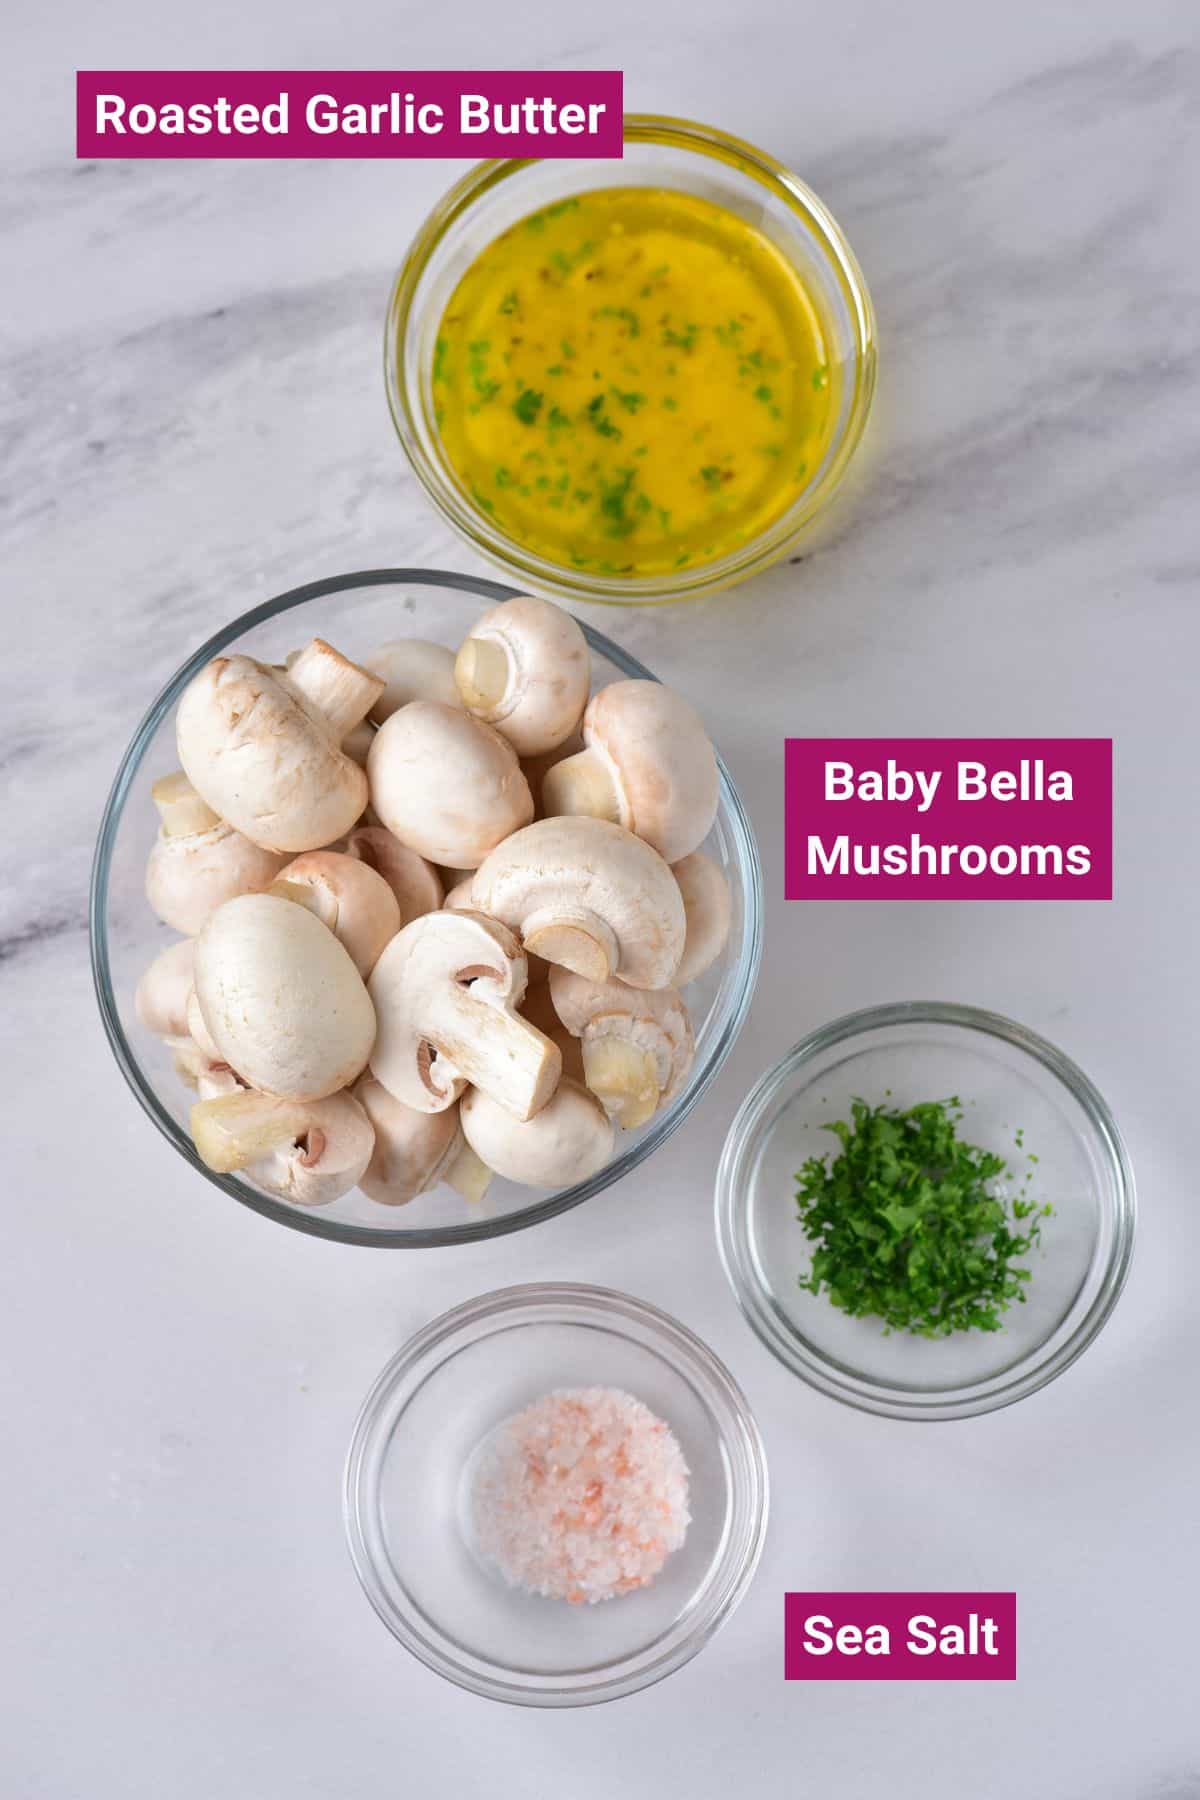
[
  {"xmin": 454, "ymin": 596, "xmax": 590, "ymax": 757},
  {"xmin": 363, "ymin": 639, "xmax": 461, "ymax": 722},
  {"xmin": 145, "ymin": 773, "xmax": 290, "ymax": 935},
  {"xmin": 368, "ymin": 909, "xmax": 559, "ymax": 1120},
  {"xmin": 194, "ymin": 892, "xmax": 375, "ymax": 1102},
  {"xmin": 549, "ymin": 968, "xmax": 694, "ymax": 1130},
  {"xmin": 672, "ymin": 850, "xmax": 733, "ymax": 986},
  {"xmin": 470, "ymin": 817, "xmax": 685, "ymax": 990},
  {"xmin": 269, "ymin": 850, "xmax": 400, "ymax": 978},
  {"xmin": 342, "ymin": 827, "xmax": 443, "ymax": 925},
  {"xmin": 367, "ymin": 701, "xmax": 533, "ymax": 868},
  {"xmin": 135, "ymin": 938, "xmax": 196, "ymax": 1038},
  {"xmin": 354, "ymin": 1079, "xmax": 492, "ymax": 1207},
  {"xmin": 542, "ymin": 679, "xmax": 719, "ymax": 864},
  {"xmin": 176, "ymin": 639, "xmax": 383, "ymax": 853},
  {"xmin": 460, "ymin": 1079, "xmax": 613, "ymax": 1188},
  {"xmin": 189, "ymin": 1088, "xmax": 374, "ymax": 1206}
]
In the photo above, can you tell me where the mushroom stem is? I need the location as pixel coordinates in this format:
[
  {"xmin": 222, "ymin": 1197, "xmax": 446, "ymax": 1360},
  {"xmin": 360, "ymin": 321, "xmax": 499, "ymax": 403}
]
[
  {"xmin": 151, "ymin": 771, "xmax": 220, "ymax": 838},
  {"xmin": 268, "ymin": 876, "xmax": 340, "ymax": 933},
  {"xmin": 541, "ymin": 751, "xmax": 621, "ymax": 828},
  {"xmin": 582, "ymin": 1037, "xmax": 661, "ymax": 1129},
  {"xmin": 455, "ymin": 637, "xmax": 509, "ymax": 713},
  {"xmin": 444, "ymin": 1141, "xmax": 493, "ymax": 1206},
  {"xmin": 286, "ymin": 639, "xmax": 383, "ymax": 740},
  {"xmin": 521, "ymin": 905, "xmax": 617, "ymax": 984},
  {"xmin": 190, "ymin": 1091, "xmax": 309, "ymax": 1173},
  {"xmin": 423, "ymin": 981, "xmax": 558, "ymax": 1117}
]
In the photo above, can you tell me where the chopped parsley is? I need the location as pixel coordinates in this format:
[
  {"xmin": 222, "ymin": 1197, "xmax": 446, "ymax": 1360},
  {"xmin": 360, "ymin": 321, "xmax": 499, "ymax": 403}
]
[
  {"xmin": 794, "ymin": 1098, "xmax": 1052, "ymax": 1337},
  {"xmin": 512, "ymin": 388, "xmax": 543, "ymax": 426}
]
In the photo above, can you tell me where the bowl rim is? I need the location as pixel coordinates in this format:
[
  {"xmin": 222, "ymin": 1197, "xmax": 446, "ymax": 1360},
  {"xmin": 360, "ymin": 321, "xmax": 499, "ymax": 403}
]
[
  {"xmin": 342, "ymin": 1280, "xmax": 770, "ymax": 1706},
  {"xmin": 90, "ymin": 567, "xmax": 763, "ymax": 1248},
  {"xmin": 385, "ymin": 112, "xmax": 878, "ymax": 604},
  {"xmin": 714, "ymin": 1000, "xmax": 1137, "ymax": 1421}
]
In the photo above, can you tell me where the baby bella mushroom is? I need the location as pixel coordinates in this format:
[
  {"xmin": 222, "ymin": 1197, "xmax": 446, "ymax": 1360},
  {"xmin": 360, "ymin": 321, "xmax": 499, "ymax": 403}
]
[
  {"xmin": 367, "ymin": 701, "xmax": 533, "ymax": 869},
  {"xmin": 671, "ymin": 850, "xmax": 733, "ymax": 986},
  {"xmin": 341, "ymin": 826, "xmax": 443, "ymax": 925},
  {"xmin": 455, "ymin": 596, "xmax": 590, "ymax": 757},
  {"xmin": 354, "ymin": 1079, "xmax": 491, "ymax": 1206},
  {"xmin": 470, "ymin": 817, "xmax": 685, "ymax": 990},
  {"xmin": 550, "ymin": 968, "xmax": 695, "ymax": 1130},
  {"xmin": 193, "ymin": 892, "xmax": 375, "ymax": 1102},
  {"xmin": 542, "ymin": 679, "xmax": 719, "ymax": 864},
  {"xmin": 368, "ymin": 909, "xmax": 559, "ymax": 1120},
  {"xmin": 190, "ymin": 1088, "xmax": 374, "ymax": 1206},
  {"xmin": 363, "ymin": 638, "xmax": 461, "ymax": 722},
  {"xmin": 268, "ymin": 849, "xmax": 401, "ymax": 977},
  {"xmin": 461, "ymin": 1079, "xmax": 614, "ymax": 1189},
  {"xmin": 176, "ymin": 638, "xmax": 383, "ymax": 853},
  {"xmin": 145, "ymin": 772, "xmax": 288, "ymax": 936}
]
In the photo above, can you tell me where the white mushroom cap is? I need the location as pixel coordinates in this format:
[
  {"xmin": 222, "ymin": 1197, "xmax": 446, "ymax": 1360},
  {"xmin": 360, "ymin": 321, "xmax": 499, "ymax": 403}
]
[
  {"xmin": 542, "ymin": 679, "xmax": 719, "ymax": 864},
  {"xmin": 194, "ymin": 893, "xmax": 375, "ymax": 1102},
  {"xmin": 366, "ymin": 701, "xmax": 533, "ymax": 869},
  {"xmin": 549, "ymin": 968, "xmax": 694, "ymax": 1130},
  {"xmin": 269, "ymin": 850, "xmax": 401, "ymax": 977},
  {"xmin": 363, "ymin": 639, "xmax": 461, "ymax": 723},
  {"xmin": 145, "ymin": 772, "xmax": 290, "ymax": 936},
  {"xmin": 342, "ymin": 827, "xmax": 443, "ymax": 925},
  {"xmin": 368, "ymin": 909, "xmax": 559, "ymax": 1121},
  {"xmin": 671, "ymin": 850, "xmax": 734, "ymax": 986},
  {"xmin": 186, "ymin": 988, "xmax": 222, "ymax": 1062},
  {"xmin": 470, "ymin": 817, "xmax": 685, "ymax": 991},
  {"xmin": 442, "ymin": 875, "xmax": 476, "ymax": 911},
  {"xmin": 523, "ymin": 727, "xmax": 584, "ymax": 818},
  {"xmin": 176, "ymin": 639, "xmax": 383, "ymax": 853},
  {"xmin": 341, "ymin": 720, "xmax": 376, "ymax": 769},
  {"xmin": 460, "ymin": 1079, "xmax": 613, "ymax": 1188},
  {"xmin": 135, "ymin": 938, "xmax": 196, "ymax": 1038},
  {"xmin": 190, "ymin": 1088, "xmax": 374, "ymax": 1206},
  {"xmin": 455, "ymin": 596, "xmax": 590, "ymax": 757},
  {"xmin": 354, "ymin": 1080, "xmax": 491, "ymax": 1207},
  {"xmin": 446, "ymin": 875, "xmax": 550, "ymax": 984}
]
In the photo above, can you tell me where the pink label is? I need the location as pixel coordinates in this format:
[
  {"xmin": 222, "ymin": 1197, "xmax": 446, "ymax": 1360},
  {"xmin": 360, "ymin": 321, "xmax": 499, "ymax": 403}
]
[
  {"xmin": 75, "ymin": 72, "xmax": 623, "ymax": 159},
  {"xmin": 785, "ymin": 737, "xmax": 1112, "ymax": 899},
  {"xmin": 785, "ymin": 1592, "xmax": 1017, "ymax": 1680}
]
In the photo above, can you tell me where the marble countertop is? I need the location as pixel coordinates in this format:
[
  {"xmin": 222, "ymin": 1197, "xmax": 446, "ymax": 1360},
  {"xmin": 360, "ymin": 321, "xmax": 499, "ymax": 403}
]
[{"xmin": 4, "ymin": 2, "xmax": 1199, "ymax": 1794}]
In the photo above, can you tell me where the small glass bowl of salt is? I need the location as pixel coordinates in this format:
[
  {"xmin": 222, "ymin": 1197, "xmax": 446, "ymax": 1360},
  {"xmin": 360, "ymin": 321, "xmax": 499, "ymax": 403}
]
[{"xmin": 343, "ymin": 1283, "xmax": 768, "ymax": 1706}]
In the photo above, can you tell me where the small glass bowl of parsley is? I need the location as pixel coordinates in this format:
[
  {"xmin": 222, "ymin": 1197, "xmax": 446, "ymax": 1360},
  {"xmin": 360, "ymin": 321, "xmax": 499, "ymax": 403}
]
[{"xmin": 715, "ymin": 1003, "xmax": 1135, "ymax": 1420}]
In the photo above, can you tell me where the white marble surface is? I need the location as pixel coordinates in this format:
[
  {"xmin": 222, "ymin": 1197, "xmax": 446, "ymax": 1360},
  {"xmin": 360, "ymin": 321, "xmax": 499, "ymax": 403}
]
[{"xmin": 4, "ymin": 1, "xmax": 1199, "ymax": 1794}]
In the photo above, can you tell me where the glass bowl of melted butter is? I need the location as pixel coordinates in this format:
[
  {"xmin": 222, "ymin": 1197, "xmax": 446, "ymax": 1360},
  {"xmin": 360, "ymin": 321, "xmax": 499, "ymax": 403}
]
[{"xmin": 387, "ymin": 115, "xmax": 877, "ymax": 604}]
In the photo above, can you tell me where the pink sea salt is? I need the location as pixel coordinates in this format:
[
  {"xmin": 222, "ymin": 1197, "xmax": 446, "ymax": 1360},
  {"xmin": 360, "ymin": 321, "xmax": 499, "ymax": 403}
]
[{"xmin": 470, "ymin": 1386, "xmax": 691, "ymax": 1605}]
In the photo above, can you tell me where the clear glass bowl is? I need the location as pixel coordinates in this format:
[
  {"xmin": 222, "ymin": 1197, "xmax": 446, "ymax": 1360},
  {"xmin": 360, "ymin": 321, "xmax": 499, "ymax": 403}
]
[
  {"xmin": 716, "ymin": 1003, "xmax": 1135, "ymax": 1420},
  {"xmin": 386, "ymin": 114, "xmax": 876, "ymax": 604},
  {"xmin": 90, "ymin": 569, "xmax": 762, "ymax": 1247},
  {"xmin": 343, "ymin": 1283, "xmax": 769, "ymax": 1706}
]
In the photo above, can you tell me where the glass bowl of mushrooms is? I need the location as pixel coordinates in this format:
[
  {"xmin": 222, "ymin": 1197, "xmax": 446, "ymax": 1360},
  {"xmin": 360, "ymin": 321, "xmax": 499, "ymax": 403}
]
[{"xmin": 91, "ymin": 570, "xmax": 763, "ymax": 1246}]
